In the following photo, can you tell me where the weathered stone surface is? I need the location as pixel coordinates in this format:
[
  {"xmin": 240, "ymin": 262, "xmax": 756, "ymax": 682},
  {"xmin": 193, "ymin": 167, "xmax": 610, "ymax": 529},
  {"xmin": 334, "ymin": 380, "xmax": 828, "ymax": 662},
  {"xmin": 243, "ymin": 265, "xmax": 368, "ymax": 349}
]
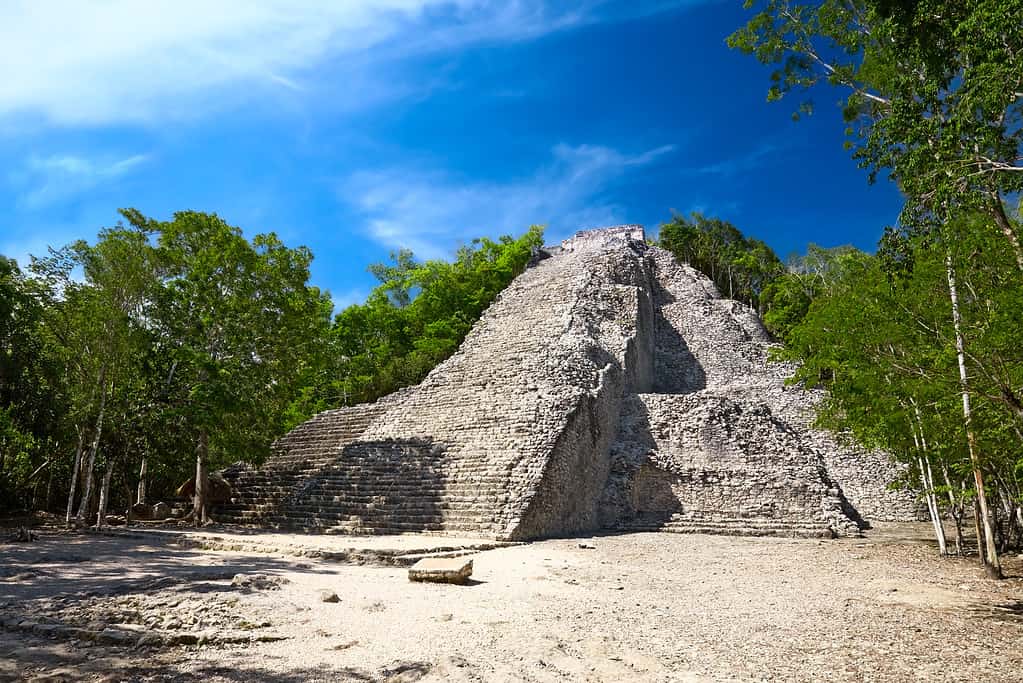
[
  {"xmin": 231, "ymin": 573, "xmax": 288, "ymax": 590},
  {"xmin": 215, "ymin": 225, "xmax": 921, "ymax": 540},
  {"xmin": 408, "ymin": 558, "xmax": 473, "ymax": 584}
]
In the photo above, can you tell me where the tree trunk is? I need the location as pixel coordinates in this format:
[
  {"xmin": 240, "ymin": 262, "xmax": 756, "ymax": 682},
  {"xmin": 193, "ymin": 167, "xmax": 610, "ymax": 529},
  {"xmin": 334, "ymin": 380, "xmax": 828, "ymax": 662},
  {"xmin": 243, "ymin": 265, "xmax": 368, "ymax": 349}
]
[
  {"xmin": 991, "ymin": 193, "xmax": 1023, "ymax": 273},
  {"xmin": 76, "ymin": 374, "xmax": 109, "ymax": 526},
  {"xmin": 193, "ymin": 430, "xmax": 209, "ymax": 526},
  {"xmin": 95, "ymin": 464, "xmax": 113, "ymax": 530},
  {"xmin": 136, "ymin": 457, "xmax": 147, "ymax": 505},
  {"xmin": 64, "ymin": 428, "xmax": 85, "ymax": 527},
  {"xmin": 45, "ymin": 458, "xmax": 54, "ymax": 511},
  {"xmin": 910, "ymin": 402, "xmax": 948, "ymax": 554},
  {"xmin": 917, "ymin": 455, "xmax": 948, "ymax": 556},
  {"xmin": 946, "ymin": 254, "xmax": 1002, "ymax": 578},
  {"xmin": 940, "ymin": 465, "xmax": 965, "ymax": 556}
]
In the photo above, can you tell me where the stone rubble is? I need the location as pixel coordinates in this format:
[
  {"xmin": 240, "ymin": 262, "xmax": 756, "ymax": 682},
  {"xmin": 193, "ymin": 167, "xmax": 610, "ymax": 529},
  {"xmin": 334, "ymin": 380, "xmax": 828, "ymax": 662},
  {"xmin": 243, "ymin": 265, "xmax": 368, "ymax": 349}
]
[
  {"xmin": 216, "ymin": 225, "xmax": 921, "ymax": 540},
  {"xmin": 0, "ymin": 589, "xmax": 286, "ymax": 649}
]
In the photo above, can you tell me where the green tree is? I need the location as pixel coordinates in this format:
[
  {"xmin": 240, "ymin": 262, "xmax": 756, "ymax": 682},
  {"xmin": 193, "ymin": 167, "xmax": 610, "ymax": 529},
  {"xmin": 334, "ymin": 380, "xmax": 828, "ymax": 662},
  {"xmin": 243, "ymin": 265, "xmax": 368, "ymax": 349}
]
[
  {"xmin": 0, "ymin": 256, "xmax": 61, "ymax": 509},
  {"xmin": 729, "ymin": 0, "xmax": 1023, "ymax": 268},
  {"xmin": 658, "ymin": 213, "xmax": 784, "ymax": 313},
  {"xmin": 316, "ymin": 227, "xmax": 545, "ymax": 409},
  {"xmin": 150, "ymin": 211, "xmax": 332, "ymax": 524}
]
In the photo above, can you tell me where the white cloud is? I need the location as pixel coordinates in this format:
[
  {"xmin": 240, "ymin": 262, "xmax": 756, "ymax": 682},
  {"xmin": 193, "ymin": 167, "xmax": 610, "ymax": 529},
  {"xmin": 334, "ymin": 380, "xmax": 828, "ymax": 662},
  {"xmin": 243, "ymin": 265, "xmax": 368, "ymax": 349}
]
[
  {"xmin": 694, "ymin": 143, "xmax": 781, "ymax": 176},
  {"xmin": 340, "ymin": 142, "xmax": 675, "ymax": 257},
  {"xmin": 0, "ymin": 1, "xmax": 698, "ymax": 126},
  {"xmin": 13, "ymin": 153, "xmax": 150, "ymax": 208}
]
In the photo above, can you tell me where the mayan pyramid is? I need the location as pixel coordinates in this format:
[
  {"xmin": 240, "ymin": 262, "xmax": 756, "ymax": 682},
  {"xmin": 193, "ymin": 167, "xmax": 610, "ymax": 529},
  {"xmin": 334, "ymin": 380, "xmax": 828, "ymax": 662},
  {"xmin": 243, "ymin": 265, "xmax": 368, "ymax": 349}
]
[{"xmin": 216, "ymin": 226, "xmax": 920, "ymax": 540}]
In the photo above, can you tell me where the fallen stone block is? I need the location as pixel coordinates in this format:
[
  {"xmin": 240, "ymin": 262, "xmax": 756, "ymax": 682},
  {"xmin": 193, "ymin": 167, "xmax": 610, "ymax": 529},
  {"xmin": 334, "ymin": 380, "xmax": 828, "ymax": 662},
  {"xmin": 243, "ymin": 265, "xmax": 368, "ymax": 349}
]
[{"xmin": 408, "ymin": 557, "xmax": 473, "ymax": 584}]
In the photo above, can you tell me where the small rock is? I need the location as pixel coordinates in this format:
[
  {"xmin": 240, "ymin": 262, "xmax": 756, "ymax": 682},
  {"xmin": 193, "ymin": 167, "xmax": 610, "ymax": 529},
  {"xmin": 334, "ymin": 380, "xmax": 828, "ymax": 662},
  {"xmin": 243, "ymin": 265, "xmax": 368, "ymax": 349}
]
[
  {"xmin": 319, "ymin": 590, "xmax": 340, "ymax": 603},
  {"xmin": 136, "ymin": 632, "xmax": 165, "ymax": 649},
  {"xmin": 97, "ymin": 627, "xmax": 136, "ymax": 645},
  {"xmin": 232, "ymin": 573, "xmax": 288, "ymax": 590},
  {"xmin": 151, "ymin": 501, "xmax": 171, "ymax": 520},
  {"xmin": 578, "ymin": 542, "xmax": 596, "ymax": 550}
]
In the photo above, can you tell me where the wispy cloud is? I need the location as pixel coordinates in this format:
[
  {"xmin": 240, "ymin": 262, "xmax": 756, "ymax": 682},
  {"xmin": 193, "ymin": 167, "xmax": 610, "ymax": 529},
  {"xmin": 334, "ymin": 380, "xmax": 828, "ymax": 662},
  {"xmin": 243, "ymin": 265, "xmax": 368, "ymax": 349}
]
[
  {"xmin": 340, "ymin": 142, "xmax": 676, "ymax": 257},
  {"xmin": 694, "ymin": 142, "xmax": 782, "ymax": 177},
  {"xmin": 0, "ymin": 1, "xmax": 703, "ymax": 127},
  {"xmin": 12, "ymin": 153, "xmax": 150, "ymax": 208}
]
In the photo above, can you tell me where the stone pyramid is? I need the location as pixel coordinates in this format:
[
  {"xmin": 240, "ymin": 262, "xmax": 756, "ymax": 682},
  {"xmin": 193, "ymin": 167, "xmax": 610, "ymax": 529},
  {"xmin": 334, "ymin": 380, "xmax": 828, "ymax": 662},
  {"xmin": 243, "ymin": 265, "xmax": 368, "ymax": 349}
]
[{"xmin": 216, "ymin": 226, "xmax": 920, "ymax": 539}]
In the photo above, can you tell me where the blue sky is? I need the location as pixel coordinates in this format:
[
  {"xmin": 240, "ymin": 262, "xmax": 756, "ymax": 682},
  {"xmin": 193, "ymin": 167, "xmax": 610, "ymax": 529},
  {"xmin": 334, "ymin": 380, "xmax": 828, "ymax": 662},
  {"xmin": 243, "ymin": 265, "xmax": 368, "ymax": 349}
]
[{"xmin": 1, "ymin": 1, "xmax": 904, "ymax": 309}]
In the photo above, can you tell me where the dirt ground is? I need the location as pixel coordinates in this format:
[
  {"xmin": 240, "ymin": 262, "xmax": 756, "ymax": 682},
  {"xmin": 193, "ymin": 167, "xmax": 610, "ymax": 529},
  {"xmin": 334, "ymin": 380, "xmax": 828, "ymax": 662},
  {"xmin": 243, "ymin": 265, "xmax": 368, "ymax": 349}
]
[{"xmin": 0, "ymin": 523, "xmax": 1021, "ymax": 682}]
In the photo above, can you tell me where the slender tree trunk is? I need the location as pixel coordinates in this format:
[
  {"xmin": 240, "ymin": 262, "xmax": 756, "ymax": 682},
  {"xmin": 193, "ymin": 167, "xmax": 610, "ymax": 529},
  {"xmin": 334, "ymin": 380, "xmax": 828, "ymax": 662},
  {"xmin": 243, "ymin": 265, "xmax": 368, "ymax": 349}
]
[
  {"xmin": 917, "ymin": 456, "xmax": 948, "ymax": 556},
  {"xmin": 990, "ymin": 193, "xmax": 1023, "ymax": 272},
  {"xmin": 941, "ymin": 464, "xmax": 965, "ymax": 556},
  {"xmin": 76, "ymin": 373, "xmax": 109, "ymax": 526},
  {"xmin": 136, "ymin": 457, "xmax": 147, "ymax": 505},
  {"xmin": 194, "ymin": 430, "xmax": 209, "ymax": 526},
  {"xmin": 946, "ymin": 254, "xmax": 1002, "ymax": 578},
  {"xmin": 95, "ymin": 464, "xmax": 113, "ymax": 529},
  {"xmin": 64, "ymin": 428, "xmax": 85, "ymax": 527},
  {"xmin": 973, "ymin": 498, "xmax": 986, "ymax": 560},
  {"xmin": 910, "ymin": 402, "xmax": 947, "ymax": 554},
  {"xmin": 45, "ymin": 459, "xmax": 54, "ymax": 511}
]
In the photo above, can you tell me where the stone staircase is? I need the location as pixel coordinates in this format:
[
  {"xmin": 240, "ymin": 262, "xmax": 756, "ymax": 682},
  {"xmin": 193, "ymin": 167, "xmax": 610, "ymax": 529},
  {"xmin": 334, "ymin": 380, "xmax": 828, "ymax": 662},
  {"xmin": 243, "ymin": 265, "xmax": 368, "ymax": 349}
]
[
  {"xmin": 614, "ymin": 513, "xmax": 839, "ymax": 538},
  {"xmin": 214, "ymin": 400, "xmax": 399, "ymax": 526}
]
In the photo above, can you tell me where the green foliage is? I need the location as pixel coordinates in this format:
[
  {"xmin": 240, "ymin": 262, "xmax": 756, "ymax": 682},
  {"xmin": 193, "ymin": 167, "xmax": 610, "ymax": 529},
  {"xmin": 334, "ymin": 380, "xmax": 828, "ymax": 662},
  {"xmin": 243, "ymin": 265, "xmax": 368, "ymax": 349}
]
[
  {"xmin": 729, "ymin": 1, "xmax": 1023, "ymax": 261},
  {"xmin": 779, "ymin": 215, "xmax": 1023, "ymax": 530},
  {"xmin": 0, "ymin": 216, "xmax": 545, "ymax": 512},
  {"xmin": 0, "ymin": 256, "xmax": 65, "ymax": 508},
  {"xmin": 306, "ymin": 226, "xmax": 545, "ymax": 410},
  {"xmin": 657, "ymin": 213, "xmax": 784, "ymax": 312},
  {"xmin": 761, "ymin": 244, "xmax": 864, "ymax": 340}
]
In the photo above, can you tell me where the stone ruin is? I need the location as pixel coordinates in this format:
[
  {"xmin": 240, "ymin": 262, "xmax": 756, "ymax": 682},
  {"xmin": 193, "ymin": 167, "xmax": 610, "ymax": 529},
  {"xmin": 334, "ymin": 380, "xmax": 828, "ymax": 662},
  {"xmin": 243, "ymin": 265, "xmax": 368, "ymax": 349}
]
[{"xmin": 216, "ymin": 225, "xmax": 920, "ymax": 540}]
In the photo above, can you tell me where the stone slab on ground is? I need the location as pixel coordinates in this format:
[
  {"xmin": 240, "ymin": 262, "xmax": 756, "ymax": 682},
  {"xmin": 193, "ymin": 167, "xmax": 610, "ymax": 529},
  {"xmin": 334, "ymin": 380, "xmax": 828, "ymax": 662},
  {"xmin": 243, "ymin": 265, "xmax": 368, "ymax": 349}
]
[{"xmin": 408, "ymin": 557, "xmax": 473, "ymax": 584}]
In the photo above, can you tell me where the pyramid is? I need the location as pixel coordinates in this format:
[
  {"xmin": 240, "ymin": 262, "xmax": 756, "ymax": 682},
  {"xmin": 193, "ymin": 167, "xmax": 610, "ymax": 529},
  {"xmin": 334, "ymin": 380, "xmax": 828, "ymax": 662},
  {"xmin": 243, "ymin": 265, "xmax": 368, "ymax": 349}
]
[{"xmin": 216, "ymin": 226, "xmax": 920, "ymax": 539}]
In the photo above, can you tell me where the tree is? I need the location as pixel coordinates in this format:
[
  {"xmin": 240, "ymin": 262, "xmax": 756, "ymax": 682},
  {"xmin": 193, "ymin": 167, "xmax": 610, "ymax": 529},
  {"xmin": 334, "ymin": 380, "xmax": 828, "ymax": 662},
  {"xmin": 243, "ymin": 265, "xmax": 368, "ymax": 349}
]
[
  {"xmin": 312, "ymin": 227, "xmax": 545, "ymax": 410},
  {"xmin": 28, "ymin": 220, "xmax": 159, "ymax": 526},
  {"xmin": 779, "ymin": 217, "xmax": 1023, "ymax": 571},
  {"xmin": 760, "ymin": 244, "xmax": 862, "ymax": 340},
  {"xmin": 731, "ymin": 0, "xmax": 1023, "ymax": 576},
  {"xmin": 658, "ymin": 213, "xmax": 784, "ymax": 312},
  {"xmin": 729, "ymin": 0, "xmax": 1023, "ymax": 269},
  {"xmin": 149, "ymin": 211, "xmax": 332, "ymax": 524},
  {"xmin": 0, "ymin": 256, "xmax": 59, "ymax": 509}
]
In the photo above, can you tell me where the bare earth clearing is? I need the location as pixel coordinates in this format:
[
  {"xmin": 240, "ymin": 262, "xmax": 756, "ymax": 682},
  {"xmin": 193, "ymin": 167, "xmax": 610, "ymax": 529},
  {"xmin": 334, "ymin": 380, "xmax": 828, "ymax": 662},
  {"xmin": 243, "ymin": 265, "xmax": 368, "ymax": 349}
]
[{"xmin": 1, "ymin": 524, "xmax": 1021, "ymax": 682}]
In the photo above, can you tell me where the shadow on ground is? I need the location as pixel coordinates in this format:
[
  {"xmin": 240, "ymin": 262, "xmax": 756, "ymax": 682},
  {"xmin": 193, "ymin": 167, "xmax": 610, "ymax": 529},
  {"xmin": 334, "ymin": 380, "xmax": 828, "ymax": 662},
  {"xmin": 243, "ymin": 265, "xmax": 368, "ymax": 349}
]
[{"xmin": 0, "ymin": 531, "xmax": 335, "ymax": 604}]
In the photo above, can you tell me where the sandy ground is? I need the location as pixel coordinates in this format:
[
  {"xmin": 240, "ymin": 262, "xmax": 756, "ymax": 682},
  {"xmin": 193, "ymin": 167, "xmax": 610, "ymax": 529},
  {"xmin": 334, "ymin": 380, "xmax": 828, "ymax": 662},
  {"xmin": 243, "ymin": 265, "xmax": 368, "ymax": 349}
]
[{"xmin": 1, "ymin": 523, "xmax": 1021, "ymax": 682}]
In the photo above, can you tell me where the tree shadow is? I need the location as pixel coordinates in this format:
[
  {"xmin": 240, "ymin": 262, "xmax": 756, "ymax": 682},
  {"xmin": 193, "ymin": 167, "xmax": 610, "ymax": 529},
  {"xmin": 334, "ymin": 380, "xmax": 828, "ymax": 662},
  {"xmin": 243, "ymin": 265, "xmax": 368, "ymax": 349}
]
[
  {"xmin": 0, "ymin": 632, "xmax": 436, "ymax": 683},
  {"xmin": 0, "ymin": 531, "xmax": 336, "ymax": 604}
]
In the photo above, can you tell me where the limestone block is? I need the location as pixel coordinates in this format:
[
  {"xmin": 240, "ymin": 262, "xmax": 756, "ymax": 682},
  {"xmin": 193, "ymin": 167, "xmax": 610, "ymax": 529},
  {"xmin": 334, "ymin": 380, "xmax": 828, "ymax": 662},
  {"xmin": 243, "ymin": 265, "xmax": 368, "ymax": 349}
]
[{"xmin": 408, "ymin": 557, "xmax": 474, "ymax": 584}]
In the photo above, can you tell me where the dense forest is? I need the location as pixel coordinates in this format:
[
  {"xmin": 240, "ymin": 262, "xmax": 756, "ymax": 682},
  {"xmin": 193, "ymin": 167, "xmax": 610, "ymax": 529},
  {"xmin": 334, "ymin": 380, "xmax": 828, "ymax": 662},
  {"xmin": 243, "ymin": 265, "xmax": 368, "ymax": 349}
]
[
  {"xmin": 2, "ymin": 0, "xmax": 1021, "ymax": 581},
  {"xmin": 0, "ymin": 210, "xmax": 543, "ymax": 525}
]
